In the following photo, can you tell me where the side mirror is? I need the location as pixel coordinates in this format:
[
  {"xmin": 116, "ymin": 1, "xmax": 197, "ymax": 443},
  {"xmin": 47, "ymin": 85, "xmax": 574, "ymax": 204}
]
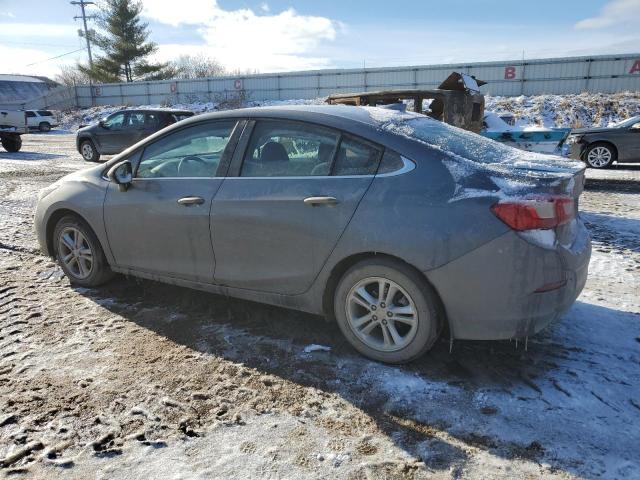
[
  {"xmin": 107, "ymin": 160, "xmax": 133, "ymax": 192},
  {"xmin": 631, "ymin": 123, "xmax": 640, "ymax": 131},
  {"xmin": 99, "ymin": 120, "xmax": 108, "ymax": 129}
]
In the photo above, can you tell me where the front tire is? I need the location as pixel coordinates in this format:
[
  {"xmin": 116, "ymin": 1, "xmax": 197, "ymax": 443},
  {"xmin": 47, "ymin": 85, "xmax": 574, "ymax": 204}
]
[
  {"xmin": 584, "ymin": 142, "xmax": 616, "ymax": 169},
  {"xmin": 80, "ymin": 140, "xmax": 100, "ymax": 162},
  {"xmin": 53, "ymin": 215, "xmax": 113, "ymax": 287},
  {"xmin": 1, "ymin": 135, "xmax": 22, "ymax": 152},
  {"xmin": 38, "ymin": 122, "xmax": 51, "ymax": 132},
  {"xmin": 334, "ymin": 258, "xmax": 441, "ymax": 364}
]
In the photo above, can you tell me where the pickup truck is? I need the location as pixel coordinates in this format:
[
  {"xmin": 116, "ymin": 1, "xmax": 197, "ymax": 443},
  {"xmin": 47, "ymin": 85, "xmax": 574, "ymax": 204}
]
[{"xmin": 0, "ymin": 110, "xmax": 28, "ymax": 152}]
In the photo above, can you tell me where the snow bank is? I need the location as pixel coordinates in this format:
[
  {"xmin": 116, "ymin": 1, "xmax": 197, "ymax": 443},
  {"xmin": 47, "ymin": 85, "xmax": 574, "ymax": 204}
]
[{"xmin": 485, "ymin": 91, "xmax": 640, "ymax": 129}]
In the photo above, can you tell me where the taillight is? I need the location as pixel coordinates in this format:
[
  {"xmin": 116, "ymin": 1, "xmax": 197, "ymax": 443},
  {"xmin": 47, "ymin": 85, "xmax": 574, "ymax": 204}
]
[{"xmin": 491, "ymin": 197, "xmax": 574, "ymax": 231}]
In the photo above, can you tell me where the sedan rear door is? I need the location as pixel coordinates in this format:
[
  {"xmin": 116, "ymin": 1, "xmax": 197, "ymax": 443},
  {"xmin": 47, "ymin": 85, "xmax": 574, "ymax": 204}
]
[{"xmin": 210, "ymin": 119, "xmax": 382, "ymax": 295}]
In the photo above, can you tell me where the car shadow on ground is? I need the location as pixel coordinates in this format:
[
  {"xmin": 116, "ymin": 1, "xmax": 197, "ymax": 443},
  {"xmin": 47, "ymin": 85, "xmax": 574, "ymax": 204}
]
[
  {"xmin": 75, "ymin": 275, "xmax": 639, "ymax": 477},
  {"xmin": 0, "ymin": 152, "xmax": 67, "ymax": 161}
]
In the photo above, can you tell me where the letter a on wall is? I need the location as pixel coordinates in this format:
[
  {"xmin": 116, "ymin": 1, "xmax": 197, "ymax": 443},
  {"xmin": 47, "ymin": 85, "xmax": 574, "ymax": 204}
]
[
  {"xmin": 630, "ymin": 60, "xmax": 640, "ymax": 74},
  {"xmin": 504, "ymin": 66, "xmax": 516, "ymax": 80}
]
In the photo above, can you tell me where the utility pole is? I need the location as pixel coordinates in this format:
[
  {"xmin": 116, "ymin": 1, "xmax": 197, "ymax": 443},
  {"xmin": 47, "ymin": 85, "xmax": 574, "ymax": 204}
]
[{"xmin": 71, "ymin": 0, "xmax": 96, "ymax": 68}]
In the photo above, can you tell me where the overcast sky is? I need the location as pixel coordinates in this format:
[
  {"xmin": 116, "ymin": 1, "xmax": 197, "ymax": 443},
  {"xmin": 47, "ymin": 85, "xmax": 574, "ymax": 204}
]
[{"xmin": 1, "ymin": 0, "xmax": 639, "ymax": 79}]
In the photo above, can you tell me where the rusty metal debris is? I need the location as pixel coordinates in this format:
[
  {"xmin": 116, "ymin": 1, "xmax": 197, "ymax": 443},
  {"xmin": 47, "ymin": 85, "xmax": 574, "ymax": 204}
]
[{"xmin": 326, "ymin": 71, "xmax": 486, "ymax": 132}]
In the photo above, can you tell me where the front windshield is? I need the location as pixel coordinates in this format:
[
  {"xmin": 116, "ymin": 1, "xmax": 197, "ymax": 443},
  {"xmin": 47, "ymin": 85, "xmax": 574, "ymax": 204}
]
[{"xmin": 613, "ymin": 116, "xmax": 640, "ymax": 128}]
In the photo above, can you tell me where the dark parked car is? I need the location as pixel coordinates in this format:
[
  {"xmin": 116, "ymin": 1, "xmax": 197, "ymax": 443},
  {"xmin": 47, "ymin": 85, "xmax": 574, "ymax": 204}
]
[
  {"xmin": 36, "ymin": 106, "xmax": 591, "ymax": 363},
  {"xmin": 567, "ymin": 115, "xmax": 640, "ymax": 168},
  {"xmin": 76, "ymin": 109, "xmax": 194, "ymax": 162}
]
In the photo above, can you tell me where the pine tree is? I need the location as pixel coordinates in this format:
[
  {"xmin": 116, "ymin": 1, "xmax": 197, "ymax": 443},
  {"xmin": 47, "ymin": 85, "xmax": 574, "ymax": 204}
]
[{"xmin": 80, "ymin": 0, "xmax": 170, "ymax": 82}]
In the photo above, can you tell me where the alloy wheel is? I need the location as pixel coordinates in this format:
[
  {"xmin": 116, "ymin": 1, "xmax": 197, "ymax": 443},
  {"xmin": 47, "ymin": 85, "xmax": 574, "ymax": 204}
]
[
  {"xmin": 81, "ymin": 143, "xmax": 94, "ymax": 161},
  {"xmin": 586, "ymin": 146, "xmax": 612, "ymax": 168},
  {"xmin": 345, "ymin": 276, "xmax": 418, "ymax": 352},
  {"xmin": 58, "ymin": 227, "xmax": 93, "ymax": 279}
]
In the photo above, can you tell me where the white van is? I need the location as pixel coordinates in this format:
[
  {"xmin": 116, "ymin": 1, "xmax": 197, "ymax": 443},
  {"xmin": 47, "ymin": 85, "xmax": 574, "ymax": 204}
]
[{"xmin": 25, "ymin": 110, "xmax": 58, "ymax": 132}]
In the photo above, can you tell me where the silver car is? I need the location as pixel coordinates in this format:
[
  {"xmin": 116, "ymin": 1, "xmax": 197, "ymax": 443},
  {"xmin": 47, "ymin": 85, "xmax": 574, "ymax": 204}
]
[{"xmin": 34, "ymin": 106, "xmax": 591, "ymax": 363}]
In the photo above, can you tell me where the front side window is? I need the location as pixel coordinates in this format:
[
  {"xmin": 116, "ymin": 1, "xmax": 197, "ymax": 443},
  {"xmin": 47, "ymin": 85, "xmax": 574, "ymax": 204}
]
[
  {"xmin": 241, "ymin": 121, "xmax": 340, "ymax": 177},
  {"xmin": 26, "ymin": 111, "xmax": 36, "ymax": 118},
  {"xmin": 136, "ymin": 121, "xmax": 235, "ymax": 178},
  {"xmin": 37, "ymin": 110, "xmax": 53, "ymax": 116},
  {"xmin": 104, "ymin": 113, "xmax": 125, "ymax": 129}
]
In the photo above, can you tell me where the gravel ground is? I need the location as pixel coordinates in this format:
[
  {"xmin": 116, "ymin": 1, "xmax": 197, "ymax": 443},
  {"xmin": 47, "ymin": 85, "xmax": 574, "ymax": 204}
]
[{"xmin": 0, "ymin": 133, "xmax": 639, "ymax": 479}]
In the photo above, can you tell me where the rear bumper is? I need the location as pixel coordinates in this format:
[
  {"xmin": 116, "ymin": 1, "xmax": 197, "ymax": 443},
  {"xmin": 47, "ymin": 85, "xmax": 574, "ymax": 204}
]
[
  {"xmin": 569, "ymin": 142, "xmax": 586, "ymax": 160},
  {"xmin": 425, "ymin": 225, "xmax": 591, "ymax": 340}
]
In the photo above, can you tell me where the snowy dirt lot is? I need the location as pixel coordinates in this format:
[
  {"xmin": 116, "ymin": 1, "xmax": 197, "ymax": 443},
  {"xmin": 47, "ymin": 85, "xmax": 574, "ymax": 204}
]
[{"xmin": 0, "ymin": 134, "xmax": 639, "ymax": 480}]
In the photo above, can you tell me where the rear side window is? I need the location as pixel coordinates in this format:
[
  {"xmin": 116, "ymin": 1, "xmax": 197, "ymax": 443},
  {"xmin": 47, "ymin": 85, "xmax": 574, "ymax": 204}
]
[
  {"xmin": 241, "ymin": 120, "xmax": 340, "ymax": 177},
  {"xmin": 332, "ymin": 136, "xmax": 381, "ymax": 176},
  {"xmin": 172, "ymin": 113, "xmax": 193, "ymax": 122},
  {"xmin": 145, "ymin": 113, "xmax": 161, "ymax": 128},
  {"xmin": 377, "ymin": 150, "xmax": 405, "ymax": 174}
]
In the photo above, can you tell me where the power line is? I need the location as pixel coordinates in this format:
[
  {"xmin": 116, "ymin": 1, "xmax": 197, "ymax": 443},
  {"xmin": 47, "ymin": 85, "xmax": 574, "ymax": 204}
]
[
  {"xmin": 1, "ymin": 40, "xmax": 81, "ymax": 48},
  {"xmin": 71, "ymin": 0, "xmax": 96, "ymax": 68},
  {"xmin": 25, "ymin": 48, "xmax": 86, "ymax": 67}
]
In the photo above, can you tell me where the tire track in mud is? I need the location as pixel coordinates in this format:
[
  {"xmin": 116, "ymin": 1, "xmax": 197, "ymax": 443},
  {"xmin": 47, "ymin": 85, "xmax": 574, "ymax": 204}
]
[{"xmin": 0, "ymin": 248, "xmax": 569, "ymax": 479}]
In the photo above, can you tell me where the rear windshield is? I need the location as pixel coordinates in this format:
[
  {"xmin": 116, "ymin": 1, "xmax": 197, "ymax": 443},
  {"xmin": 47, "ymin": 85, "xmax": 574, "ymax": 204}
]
[
  {"xmin": 364, "ymin": 107, "xmax": 583, "ymax": 175},
  {"xmin": 37, "ymin": 110, "xmax": 53, "ymax": 116},
  {"xmin": 172, "ymin": 112, "xmax": 194, "ymax": 122}
]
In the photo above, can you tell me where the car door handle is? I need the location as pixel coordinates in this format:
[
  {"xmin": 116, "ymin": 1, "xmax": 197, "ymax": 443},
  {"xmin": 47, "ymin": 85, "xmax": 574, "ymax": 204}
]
[
  {"xmin": 177, "ymin": 196, "xmax": 205, "ymax": 206},
  {"xmin": 303, "ymin": 196, "xmax": 339, "ymax": 206}
]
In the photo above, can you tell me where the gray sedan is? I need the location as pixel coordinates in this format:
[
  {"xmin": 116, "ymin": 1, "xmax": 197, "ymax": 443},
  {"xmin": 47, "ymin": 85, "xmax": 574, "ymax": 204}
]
[
  {"xmin": 35, "ymin": 105, "xmax": 591, "ymax": 363},
  {"xmin": 567, "ymin": 115, "xmax": 640, "ymax": 168}
]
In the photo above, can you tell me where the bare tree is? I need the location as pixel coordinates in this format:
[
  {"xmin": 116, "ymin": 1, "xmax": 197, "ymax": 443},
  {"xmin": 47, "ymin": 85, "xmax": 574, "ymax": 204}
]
[
  {"xmin": 169, "ymin": 54, "xmax": 227, "ymax": 79},
  {"xmin": 55, "ymin": 64, "xmax": 92, "ymax": 86},
  {"xmin": 229, "ymin": 67, "xmax": 260, "ymax": 76}
]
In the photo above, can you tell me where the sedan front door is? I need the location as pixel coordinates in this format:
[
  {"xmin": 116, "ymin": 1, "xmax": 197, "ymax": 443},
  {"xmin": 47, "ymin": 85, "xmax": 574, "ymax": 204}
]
[
  {"xmin": 103, "ymin": 120, "xmax": 240, "ymax": 283},
  {"xmin": 210, "ymin": 120, "xmax": 382, "ymax": 295}
]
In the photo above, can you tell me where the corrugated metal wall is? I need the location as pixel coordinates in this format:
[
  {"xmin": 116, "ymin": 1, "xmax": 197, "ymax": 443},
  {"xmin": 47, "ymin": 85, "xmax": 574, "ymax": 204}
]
[{"xmin": 74, "ymin": 53, "xmax": 640, "ymax": 108}]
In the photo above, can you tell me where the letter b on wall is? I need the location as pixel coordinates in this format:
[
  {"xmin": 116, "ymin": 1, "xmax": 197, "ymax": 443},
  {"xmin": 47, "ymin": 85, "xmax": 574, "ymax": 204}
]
[{"xmin": 504, "ymin": 66, "xmax": 517, "ymax": 80}]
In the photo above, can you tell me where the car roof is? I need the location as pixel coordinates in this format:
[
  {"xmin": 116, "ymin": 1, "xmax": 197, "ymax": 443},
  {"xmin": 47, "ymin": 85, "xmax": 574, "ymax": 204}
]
[
  {"xmin": 115, "ymin": 108, "xmax": 193, "ymax": 115},
  {"xmin": 188, "ymin": 105, "xmax": 380, "ymax": 127}
]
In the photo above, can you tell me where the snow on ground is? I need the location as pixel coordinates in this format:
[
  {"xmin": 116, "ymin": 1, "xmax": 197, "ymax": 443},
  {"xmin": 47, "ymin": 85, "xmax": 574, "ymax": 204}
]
[
  {"xmin": 0, "ymin": 131, "xmax": 639, "ymax": 479},
  {"xmin": 58, "ymin": 92, "xmax": 640, "ymax": 131},
  {"xmin": 485, "ymin": 92, "xmax": 640, "ymax": 129}
]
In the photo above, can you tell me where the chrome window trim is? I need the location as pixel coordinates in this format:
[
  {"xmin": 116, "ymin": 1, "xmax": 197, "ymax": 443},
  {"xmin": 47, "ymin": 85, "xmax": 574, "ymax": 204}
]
[
  {"xmin": 376, "ymin": 155, "xmax": 416, "ymax": 177},
  {"xmin": 127, "ymin": 155, "xmax": 414, "ymax": 181},
  {"xmin": 221, "ymin": 175, "xmax": 375, "ymax": 180},
  {"xmin": 132, "ymin": 177, "xmax": 224, "ymax": 181}
]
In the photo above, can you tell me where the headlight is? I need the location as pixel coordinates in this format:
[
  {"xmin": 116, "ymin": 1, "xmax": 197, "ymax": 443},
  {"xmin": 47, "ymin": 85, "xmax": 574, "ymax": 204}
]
[{"xmin": 38, "ymin": 183, "xmax": 60, "ymax": 201}]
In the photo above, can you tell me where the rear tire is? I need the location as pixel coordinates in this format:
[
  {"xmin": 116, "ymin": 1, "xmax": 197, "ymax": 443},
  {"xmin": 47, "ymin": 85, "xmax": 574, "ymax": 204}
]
[
  {"xmin": 38, "ymin": 122, "xmax": 51, "ymax": 132},
  {"xmin": 80, "ymin": 140, "xmax": 100, "ymax": 162},
  {"xmin": 333, "ymin": 258, "xmax": 441, "ymax": 364},
  {"xmin": 584, "ymin": 142, "xmax": 616, "ymax": 169},
  {"xmin": 53, "ymin": 215, "xmax": 114, "ymax": 287},
  {"xmin": 1, "ymin": 135, "xmax": 22, "ymax": 152}
]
